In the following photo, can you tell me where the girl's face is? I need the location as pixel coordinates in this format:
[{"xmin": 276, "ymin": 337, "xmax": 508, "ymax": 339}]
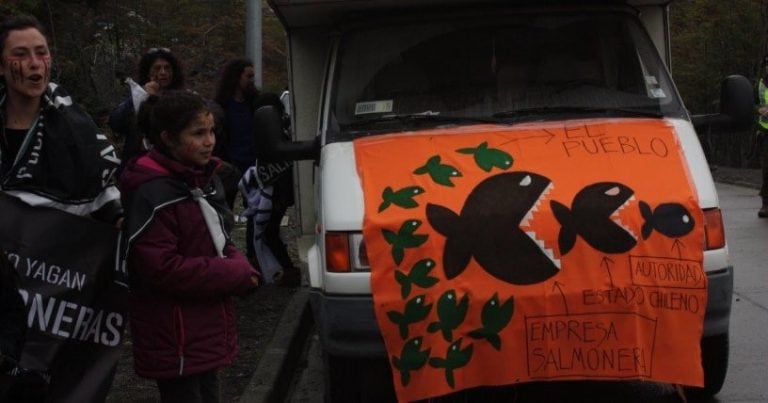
[
  {"xmin": 0, "ymin": 28, "xmax": 51, "ymax": 100},
  {"xmin": 165, "ymin": 111, "xmax": 216, "ymax": 167}
]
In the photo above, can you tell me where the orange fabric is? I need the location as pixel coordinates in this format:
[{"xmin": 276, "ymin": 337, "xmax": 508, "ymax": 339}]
[{"xmin": 353, "ymin": 119, "xmax": 707, "ymax": 402}]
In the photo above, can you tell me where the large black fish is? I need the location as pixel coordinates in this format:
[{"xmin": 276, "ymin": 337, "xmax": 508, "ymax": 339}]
[
  {"xmin": 551, "ymin": 182, "xmax": 637, "ymax": 255},
  {"xmin": 640, "ymin": 201, "xmax": 695, "ymax": 239},
  {"xmin": 426, "ymin": 171, "xmax": 559, "ymax": 285}
]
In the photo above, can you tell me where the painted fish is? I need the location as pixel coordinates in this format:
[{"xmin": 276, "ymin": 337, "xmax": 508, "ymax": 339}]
[
  {"xmin": 456, "ymin": 141, "xmax": 513, "ymax": 172},
  {"xmin": 413, "ymin": 155, "xmax": 462, "ymax": 187},
  {"xmin": 386, "ymin": 294, "xmax": 433, "ymax": 339},
  {"xmin": 551, "ymin": 182, "xmax": 637, "ymax": 255},
  {"xmin": 378, "ymin": 185, "xmax": 425, "ymax": 212},
  {"xmin": 468, "ymin": 293, "xmax": 514, "ymax": 350},
  {"xmin": 395, "ymin": 258, "xmax": 439, "ymax": 299},
  {"xmin": 426, "ymin": 171, "xmax": 559, "ymax": 285},
  {"xmin": 640, "ymin": 201, "xmax": 695, "ymax": 239},
  {"xmin": 382, "ymin": 219, "xmax": 429, "ymax": 265},
  {"xmin": 429, "ymin": 338, "xmax": 474, "ymax": 388},
  {"xmin": 427, "ymin": 289, "xmax": 469, "ymax": 342},
  {"xmin": 391, "ymin": 336, "xmax": 431, "ymax": 386}
]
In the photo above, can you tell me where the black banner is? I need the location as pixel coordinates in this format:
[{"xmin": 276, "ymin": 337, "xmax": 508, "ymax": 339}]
[{"xmin": 0, "ymin": 192, "xmax": 126, "ymax": 402}]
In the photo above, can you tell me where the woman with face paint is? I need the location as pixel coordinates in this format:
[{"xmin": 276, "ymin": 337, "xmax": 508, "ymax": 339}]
[
  {"xmin": 0, "ymin": 15, "xmax": 121, "ymax": 221},
  {"xmin": 0, "ymin": 14, "xmax": 123, "ymax": 402}
]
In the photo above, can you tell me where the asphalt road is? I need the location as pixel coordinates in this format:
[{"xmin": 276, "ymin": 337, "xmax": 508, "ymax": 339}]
[{"xmin": 286, "ymin": 182, "xmax": 768, "ymax": 403}]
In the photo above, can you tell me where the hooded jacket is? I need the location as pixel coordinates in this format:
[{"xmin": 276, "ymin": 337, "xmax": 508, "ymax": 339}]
[{"xmin": 119, "ymin": 150, "xmax": 256, "ymax": 379}]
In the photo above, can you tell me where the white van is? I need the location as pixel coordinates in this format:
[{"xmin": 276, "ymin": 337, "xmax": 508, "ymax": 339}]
[{"xmin": 262, "ymin": 0, "xmax": 752, "ymax": 400}]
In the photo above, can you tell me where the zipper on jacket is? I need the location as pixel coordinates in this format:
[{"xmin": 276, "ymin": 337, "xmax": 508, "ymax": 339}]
[{"xmin": 173, "ymin": 306, "xmax": 186, "ymax": 375}]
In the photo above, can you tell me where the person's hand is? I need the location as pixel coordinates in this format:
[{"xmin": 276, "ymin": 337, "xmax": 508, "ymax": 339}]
[
  {"xmin": 758, "ymin": 106, "xmax": 768, "ymax": 116},
  {"xmin": 114, "ymin": 217, "xmax": 125, "ymax": 229},
  {"xmin": 250, "ymin": 275, "xmax": 260, "ymax": 287},
  {"xmin": 143, "ymin": 81, "xmax": 161, "ymax": 96}
]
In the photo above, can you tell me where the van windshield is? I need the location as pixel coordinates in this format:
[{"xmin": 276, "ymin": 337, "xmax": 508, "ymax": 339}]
[{"xmin": 328, "ymin": 11, "xmax": 685, "ymax": 142}]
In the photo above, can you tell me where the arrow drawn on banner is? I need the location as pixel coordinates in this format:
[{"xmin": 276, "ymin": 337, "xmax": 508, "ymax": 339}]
[
  {"xmin": 671, "ymin": 239, "xmax": 685, "ymax": 259},
  {"xmin": 601, "ymin": 256, "xmax": 615, "ymax": 288},
  {"xmin": 499, "ymin": 129, "xmax": 556, "ymax": 146},
  {"xmin": 552, "ymin": 281, "xmax": 569, "ymax": 315}
]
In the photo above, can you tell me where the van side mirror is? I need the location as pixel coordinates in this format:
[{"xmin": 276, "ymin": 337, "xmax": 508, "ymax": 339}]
[
  {"xmin": 253, "ymin": 104, "xmax": 319, "ymax": 161},
  {"xmin": 692, "ymin": 75, "xmax": 754, "ymax": 132}
]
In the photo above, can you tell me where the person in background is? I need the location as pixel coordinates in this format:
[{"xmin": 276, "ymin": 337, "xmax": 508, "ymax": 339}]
[
  {"xmin": 110, "ymin": 47, "xmax": 185, "ymax": 166},
  {"xmin": 243, "ymin": 93, "xmax": 303, "ymax": 287},
  {"xmin": 757, "ymin": 54, "xmax": 768, "ymax": 218},
  {"xmin": 119, "ymin": 90, "xmax": 259, "ymax": 403},
  {"xmin": 213, "ymin": 59, "xmax": 259, "ymax": 258}
]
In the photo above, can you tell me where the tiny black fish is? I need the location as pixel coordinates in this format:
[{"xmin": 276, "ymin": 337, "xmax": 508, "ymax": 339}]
[{"xmin": 640, "ymin": 201, "xmax": 695, "ymax": 239}]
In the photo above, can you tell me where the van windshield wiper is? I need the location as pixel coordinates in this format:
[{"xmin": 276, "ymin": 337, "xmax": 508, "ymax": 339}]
[
  {"xmin": 492, "ymin": 106, "xmax": 664, "ymax": 120},
  {"xmin": 343, "ymin": 112, "xmax": 500, "ymax": 129}
]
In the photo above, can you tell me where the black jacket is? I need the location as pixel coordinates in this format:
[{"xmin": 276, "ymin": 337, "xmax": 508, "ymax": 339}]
[{"xmin": 0, "ymin": 251, "xmax": 25, "ymax": 365}]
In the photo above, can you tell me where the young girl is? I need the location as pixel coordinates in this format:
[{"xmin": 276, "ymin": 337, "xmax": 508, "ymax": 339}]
[{"xmin": 119, "ymin": 90, "xmax": 259, "ymax": 403}]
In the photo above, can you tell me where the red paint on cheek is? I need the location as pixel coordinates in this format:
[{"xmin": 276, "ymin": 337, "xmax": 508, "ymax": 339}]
[
  {"xmin": 43, "ymin": 58, "xmax": 51, "ymax": 82},
  {"xmin": 10, "ymin": 61, "xmax": 22, "ymax": 83}
]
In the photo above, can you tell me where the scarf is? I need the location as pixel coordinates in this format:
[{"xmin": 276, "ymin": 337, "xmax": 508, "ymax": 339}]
[{"xmin": 0, "ymin": 83, "xmax": 121, "ymax": 217}]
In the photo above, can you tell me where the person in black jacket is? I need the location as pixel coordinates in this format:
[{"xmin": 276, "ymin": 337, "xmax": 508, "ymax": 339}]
[
  {"xmin": 0, "ymin": 251, "xmax": 26, "ymax": 399},
  {"xmin": 109, "ymin": 47, "xmax": 186, "ymax": 166}
]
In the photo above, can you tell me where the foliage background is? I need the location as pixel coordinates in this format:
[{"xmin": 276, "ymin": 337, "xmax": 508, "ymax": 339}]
[{"xmin": 2, "ymin": 0, "xmax": 768, "ymax": 166}]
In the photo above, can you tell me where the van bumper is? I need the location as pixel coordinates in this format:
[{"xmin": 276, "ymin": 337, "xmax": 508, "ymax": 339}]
[
  {"xmin": 309, "ymin": 290, "xmax": 387, "ymax": 358},
  {"xmin": 702, "ymin": 266, "xmax": 733, "ymax": 337},
  {"xmin": 310, "ymin": 266, "xmax": 733, "ymax": 357}
]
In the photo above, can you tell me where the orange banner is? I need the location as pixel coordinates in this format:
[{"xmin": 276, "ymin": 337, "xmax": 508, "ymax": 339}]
[{"xmin": 353, "ymin": 119, "xmax": 707, "ymax": 402}]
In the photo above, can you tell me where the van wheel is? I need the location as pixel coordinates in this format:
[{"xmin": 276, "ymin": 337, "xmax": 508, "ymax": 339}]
[
  {"xmin": 323, "ymin": 354, "xmax": 396, "ymax": 403},
  {"xmin": 686, "ymin": 334, "xmax": 729, "ymax": 399}
]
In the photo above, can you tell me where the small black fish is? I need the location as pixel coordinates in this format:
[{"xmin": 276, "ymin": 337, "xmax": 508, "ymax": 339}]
[
  {"xmin": 414, "ymin": 155, "xmax": 462, "ymax": 187},
  {"xmin": 386, "ymin": 294, "xmax": 433, "ymax": 339},
  {"xmin": 379, "ymin": 186, "xmax": 425, "ymax": 212},
  {"xmin": 468, "ymin": 293, "xmax": 514, "ymax": 350},
  {"xmin": 395, "ymin": 258, "xmax": 439, "ymax": 299},
  {"xmin": 427, "ymin": 290, "xmax": 469, "ymax": 342},
  {"xmin": 382, "ymin": 219, "xmax": 429, "ymax": 265},
  {"xmin": 427, "ymin": 171, "xmax": 559, "ymax": 285},
  {"xmin": 456, "ymin": 142, "xmax": 513, "ymax": 172},
  {"xmin": 429, "ymin": 338, "xmax": 474, "ymax": 388},
  {"xmin": 551, "ymin": 182, "xmax": 637, "ymax": 255},
  {"xmin": 391, "ymin": 337, "xmax": 431, "ymax": 386},
  {"xmin": 640, "ymin": 201, "xmax": 695, "ymax": 239}
]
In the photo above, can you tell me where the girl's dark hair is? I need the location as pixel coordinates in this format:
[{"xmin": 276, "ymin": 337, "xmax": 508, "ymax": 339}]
[
  {"xmin": 137, "ymin": 90, "xmax": 209, "ymax": 155},
  {"xmin": 137, "ymin": 48, "xmax": 185, "ymax": 89},
  {"xmin": 214, "ymin": 58, "xmax": 256, "ymax": 106}
]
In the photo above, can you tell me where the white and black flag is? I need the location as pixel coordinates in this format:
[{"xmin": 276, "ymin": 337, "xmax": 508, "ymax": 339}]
[{"xmin": 0, "ymin": 192, "xmax": 126, "ymax": 402}]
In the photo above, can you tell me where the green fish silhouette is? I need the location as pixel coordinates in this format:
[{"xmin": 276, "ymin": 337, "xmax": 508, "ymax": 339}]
[
  {"xmin": 386, "ymin": 295, "xmax": 433, "ymax": 339},
  {"xmin": 379, "ymin": 186, "xmax": 425, "ymax": 212},
  {"xmin": 413, "ymin": 155, "xmax": 462, "ymax": 187},
  {"xmin": 457, "ymin": 142, "xmax": 513, "ymax": 172},
  {"xmin": 382, "ymin": 220, "xmax": 429, "ymax": 264},
  {"xmin": 468, "ymin": 293, "xmax": 514, "ymax": 350},
  {"xmin": 391, "ymin": 336, "xmax": 431, "ymax": 386},
  {"xmin": 429, "ymin": 338, "xmax": 474, "ymax": 388},
  {"xmin": 427, "ymin": 289, "xmax": 469, "ymax": 342},
  {"xmin": 395, "ymin": 258, "xmax": 439, "ymax": 299}
]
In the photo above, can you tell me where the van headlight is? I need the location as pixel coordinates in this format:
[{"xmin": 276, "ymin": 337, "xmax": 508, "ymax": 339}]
[{"xmin": 325, "ymin": 231, "xmax": 370, "ymax": 272}]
